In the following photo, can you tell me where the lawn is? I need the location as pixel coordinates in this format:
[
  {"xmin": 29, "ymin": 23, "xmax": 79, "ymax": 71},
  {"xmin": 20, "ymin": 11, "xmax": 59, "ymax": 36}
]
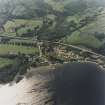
[{"xmin": 0, "ymin": 44, "xmax": 39, "ymax": 55}]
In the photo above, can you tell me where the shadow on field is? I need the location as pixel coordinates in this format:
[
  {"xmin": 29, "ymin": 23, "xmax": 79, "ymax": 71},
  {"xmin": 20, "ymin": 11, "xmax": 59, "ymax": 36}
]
[{"xmin": 50, "ymin": 62, "xmax": 105, "ymax": 105}]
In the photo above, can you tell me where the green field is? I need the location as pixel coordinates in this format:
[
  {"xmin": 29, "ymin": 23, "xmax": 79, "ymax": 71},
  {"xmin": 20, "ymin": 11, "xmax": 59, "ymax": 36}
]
[
  {"xmin": 63, "ymin": 10, "xmax": 105, "ymax": 49},
  {"xmin": 80, "ymin": 11, "xmax": 105, "ymax": 33},
  {"xmin": 0, "ymin": 58, "xmax": 13, "ymax": 68},
  {"xmin": 0, "ymin": 19, "xmax": 42, "ymax": 37},
  {"xmin": 0, "ymin": 44, "xmax": 39, "ymax": 55},
  {"xmin": 4, "ymin": 19, "xmax": 42, "ymax": 31},
  {"xmin": 9, "ymin": 39, "xmax": 34, "ymax": 44},
  {"xmin": 0, "ymin": 43, "xmax": 39, "ymax": 69},
  {"xmin": 63, "ymin": 31, "xmax": 103, "ymax": 49}
]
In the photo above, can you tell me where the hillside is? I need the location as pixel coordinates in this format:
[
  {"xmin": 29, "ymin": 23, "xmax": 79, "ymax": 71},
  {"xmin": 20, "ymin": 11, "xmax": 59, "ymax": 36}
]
[
  {"xmin": 0, "ymin": 0, "xmax": 104, "ymax": 50},
  {"xmin": 0, "ymin": 0, "xmax": 104, "ymax": 76}
]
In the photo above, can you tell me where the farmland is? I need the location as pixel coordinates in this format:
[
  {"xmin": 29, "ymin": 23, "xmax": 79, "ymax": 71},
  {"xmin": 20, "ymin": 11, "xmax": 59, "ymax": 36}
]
[
  {"xmin": 0, "ymin": 58, "xmax": 13, "ymax": 68},
  {"xmin": 0, "ymin": 44, "xmax": 38, "ymax": 55}
]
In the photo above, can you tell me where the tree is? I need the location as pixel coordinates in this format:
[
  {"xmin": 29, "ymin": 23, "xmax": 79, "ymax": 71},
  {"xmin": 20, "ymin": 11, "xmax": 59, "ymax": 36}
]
[{"xmin": 14, "ymin": 25, "xmax": 26, "ymax": 36}]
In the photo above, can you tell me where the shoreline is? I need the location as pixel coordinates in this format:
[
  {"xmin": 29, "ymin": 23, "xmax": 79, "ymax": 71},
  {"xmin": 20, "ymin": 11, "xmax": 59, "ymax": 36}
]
[{"xmin": 0, "ymin": 60, "xmax": 104, "ymax": 85}]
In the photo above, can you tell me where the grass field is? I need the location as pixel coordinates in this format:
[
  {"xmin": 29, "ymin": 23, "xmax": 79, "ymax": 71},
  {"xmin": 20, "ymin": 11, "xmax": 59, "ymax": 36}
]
[
  {"xmin": 0, "ymin": 44, "xmax": 39, "ymax": 55},
  {"xmin": 9, "ymin": 39, "xmax": 34, "ymax": 44},
  {"xmin": 80, "ymin": 10, "xmax": 105, "ymax": 33},
  {"xmin": 63, "ymin": 10, "xmax": 105, "ymax": 49},
  {"xmin": 1, "ymin": 19, "xmax": 42, "ymax": 37},
  {"xmin": 63, "ymin": 31, "xmax": 102, "ymax": 49},
  {"xmin": 0, "ymin": 58, "xmax": 13, "ymax": 68}
]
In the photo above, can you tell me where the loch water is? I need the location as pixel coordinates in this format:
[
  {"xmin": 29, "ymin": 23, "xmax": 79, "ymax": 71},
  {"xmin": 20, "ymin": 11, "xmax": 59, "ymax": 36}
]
[{"xmin": 0, "ymin": 62, "xmax": 104, "ymax": 105}]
